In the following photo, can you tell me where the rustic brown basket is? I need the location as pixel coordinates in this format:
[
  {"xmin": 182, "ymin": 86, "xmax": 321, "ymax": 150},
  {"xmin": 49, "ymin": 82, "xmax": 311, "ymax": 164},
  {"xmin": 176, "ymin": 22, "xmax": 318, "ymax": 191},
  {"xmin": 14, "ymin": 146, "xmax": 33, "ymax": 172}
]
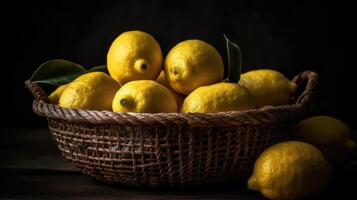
[{"xmin": 26, "ymin": 71, "xmax": 318, "ymax": 187}]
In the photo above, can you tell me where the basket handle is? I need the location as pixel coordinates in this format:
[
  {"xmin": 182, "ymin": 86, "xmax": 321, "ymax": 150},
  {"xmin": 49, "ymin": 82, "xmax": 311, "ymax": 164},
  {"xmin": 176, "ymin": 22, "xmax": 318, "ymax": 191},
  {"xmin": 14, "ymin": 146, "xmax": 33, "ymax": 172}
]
[
  {"xmin": 292, "ymin": 70, "xmax": 318, "ymax": 107},
  {"xmin": 25, "ymin": 80, "xmax": 50, "ymax": 103}
]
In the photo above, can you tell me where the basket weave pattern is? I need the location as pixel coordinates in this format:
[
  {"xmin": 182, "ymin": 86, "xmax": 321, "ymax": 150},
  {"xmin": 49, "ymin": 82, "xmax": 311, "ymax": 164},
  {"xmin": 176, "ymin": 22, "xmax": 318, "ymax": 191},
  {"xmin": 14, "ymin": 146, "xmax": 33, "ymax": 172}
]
[{"xmin": 26, "ymin": 71, "xmax": 318, "ymax": 187}]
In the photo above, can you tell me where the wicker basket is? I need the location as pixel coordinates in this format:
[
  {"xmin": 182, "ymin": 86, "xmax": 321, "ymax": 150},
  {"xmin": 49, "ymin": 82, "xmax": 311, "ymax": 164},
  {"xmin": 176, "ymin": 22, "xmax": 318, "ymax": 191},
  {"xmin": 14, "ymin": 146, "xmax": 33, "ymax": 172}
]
[{"xmin": 26, "ymin": 71, "xmax": 318, "ymax": 187}]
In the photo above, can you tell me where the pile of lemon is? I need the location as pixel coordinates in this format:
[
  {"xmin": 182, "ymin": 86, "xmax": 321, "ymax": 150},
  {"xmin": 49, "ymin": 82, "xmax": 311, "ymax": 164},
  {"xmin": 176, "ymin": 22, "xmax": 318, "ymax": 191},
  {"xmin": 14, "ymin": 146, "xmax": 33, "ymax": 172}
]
[
  {"xmin": 249, "ymin": 116, "xmax": 356, "ymax": 200},
  {"xmin": 45, "ymin": 30, "xmax": 355, "ymax": 200},
  {"xmin": 49, "ymin": 30, "xmax": 296, "ymax": 113}
]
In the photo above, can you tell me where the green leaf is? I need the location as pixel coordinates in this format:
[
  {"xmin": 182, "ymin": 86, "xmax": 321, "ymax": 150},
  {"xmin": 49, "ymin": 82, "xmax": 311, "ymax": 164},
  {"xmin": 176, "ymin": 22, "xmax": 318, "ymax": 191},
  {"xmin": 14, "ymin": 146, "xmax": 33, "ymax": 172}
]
[
  {"xmin": 30, "ymin": 59, "xmax": 87, "ymax": 86},
  {"xmin": 224, "ymin": 34, "xmax": 242, "ymax": 83},
  {"xmin": 88, "ymin": 65, "xmax": 109, "ymax": 74}
]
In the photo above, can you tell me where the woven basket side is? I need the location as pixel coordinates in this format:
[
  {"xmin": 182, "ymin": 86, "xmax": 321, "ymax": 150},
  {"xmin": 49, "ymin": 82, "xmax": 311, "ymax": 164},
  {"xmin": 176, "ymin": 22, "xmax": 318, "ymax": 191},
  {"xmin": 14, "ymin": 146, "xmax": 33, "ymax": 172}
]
[{"xmin": 48, "ymin": 118, "xmax": 292, "ymax": 186}]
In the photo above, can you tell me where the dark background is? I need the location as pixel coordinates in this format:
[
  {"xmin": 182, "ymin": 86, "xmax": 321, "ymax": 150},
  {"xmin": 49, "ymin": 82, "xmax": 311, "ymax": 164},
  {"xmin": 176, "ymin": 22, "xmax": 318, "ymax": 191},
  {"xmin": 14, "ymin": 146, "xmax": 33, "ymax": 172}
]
[{"xmin": 2, "ymin": 0, "xmax": 354, "ymax": 128}]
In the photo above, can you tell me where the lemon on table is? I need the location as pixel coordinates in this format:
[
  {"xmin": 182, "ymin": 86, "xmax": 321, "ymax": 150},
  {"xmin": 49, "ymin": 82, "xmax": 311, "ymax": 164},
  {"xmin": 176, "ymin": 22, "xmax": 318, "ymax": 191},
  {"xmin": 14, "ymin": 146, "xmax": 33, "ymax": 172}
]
[
  {"xmin": 112, "ymin": 80, "xmax": 177, "ymax": 113},
  {"xmin": 239, "ymin": 69, "xmax": 297, "ymax": 107},
  {"xmin": 48, "ymin": 83, "xmax": 69, "ymax": 104},
  {"xmin": 59, "ymin": 72, "xmax": 120, "ymax": 111},
  {"xmin": 156, "ymin": 70, "xmax": 185, "ymax": 108},
  {"xmin": 248, "ymin": 141, "xmax": 331, "ymax": 200},
  {"xmin": 180, "ymin": 82, "xmax": 255, "ymax": 113},
  {"xmin": 294, "ymin": 115, "xmax": 356, "ymax": 163},
  {"xmin": 164, "ymin": 39, "xmax": 224, "ymax": 95},
  {"xmin": 107, "ymin": 30, "xmax": 163, "ymax": 85}
]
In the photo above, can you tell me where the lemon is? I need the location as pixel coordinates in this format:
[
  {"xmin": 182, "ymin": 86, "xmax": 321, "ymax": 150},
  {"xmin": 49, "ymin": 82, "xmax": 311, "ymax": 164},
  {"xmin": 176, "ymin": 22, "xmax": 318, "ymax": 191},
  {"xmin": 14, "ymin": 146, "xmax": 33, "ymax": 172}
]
[
  {"xmin": 48, "ymin": 83, "xmax": 69, "ymax": 104},
  {"xmin": 107, "ymin": 30, "xmax": 163, "ymax": 85},
  {"xmin": 59, "ymin": 72, "xmax": 120, "ymax": 111},
  {"xmin": 156, "ymin": 70, "xmax": 185, "ymax": 108},
  {"xmin": 155, "ymin": 70, "xmax": 172, "ymax": 89},
  {"xmin": 180, "ymin": 82, "xmax": 255, "ymax": 113},
  {"xmin": 239, "ymin": 69, "xmax": 297, "ymax": 107},
  {"xmin": 294, "ymin": 115, "xmax": 356, "ymax": 163},
  {"xmin": 164, "ymin": 39, "xmax": 224, "ymax": 95},
  {"xmin": 112, "ymin": 80, "xmax": 177, "ymax": 113},
  {"xmin": 248, "ymin": 141, "xmax": 331, "ymax": 200}
]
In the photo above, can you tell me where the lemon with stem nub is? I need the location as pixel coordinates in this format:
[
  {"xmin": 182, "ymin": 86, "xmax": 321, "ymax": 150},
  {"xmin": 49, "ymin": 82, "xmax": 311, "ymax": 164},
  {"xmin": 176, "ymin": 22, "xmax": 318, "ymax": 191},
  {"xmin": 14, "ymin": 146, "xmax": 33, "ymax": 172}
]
[
  {"xmin": 294, "ymin": 115, "xmax": 356, "ymax": 163},
  {"xmin": 59, "ymin": 72, "xmax": 120, "ymax": 111},
  {"xmin": 112, "ymin": 80, "xmax": 177, "ymax": 113},
  {"xmin": 107, "ymin": 30, "xmax": 163, "ymax": 85},
  {"xmin": 180, "ymin": 82, "xmax": 255, "ymax": 113},
  {"xmin": 164, "ymin": 39, "xmax": 224, "ymax": 95},
  {"xmin": 239, "ymin": 69, "xmax": 297, "ymax": 107},
  {"xmin": 248, "ymin": 141, "xmax": 332, "ymax": 200},
  {"xmin": 178, "ymin": 36, "xmax": 255, "ymax": 113}
]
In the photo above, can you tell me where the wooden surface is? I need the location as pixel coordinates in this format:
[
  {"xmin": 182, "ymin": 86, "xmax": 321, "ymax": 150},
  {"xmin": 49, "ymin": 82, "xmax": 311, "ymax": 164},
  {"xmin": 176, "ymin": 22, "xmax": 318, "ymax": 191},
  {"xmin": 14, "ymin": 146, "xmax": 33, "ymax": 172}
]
[{"xmin": 0, "ymin": 128, "xmax": 356, "ymax": 199}]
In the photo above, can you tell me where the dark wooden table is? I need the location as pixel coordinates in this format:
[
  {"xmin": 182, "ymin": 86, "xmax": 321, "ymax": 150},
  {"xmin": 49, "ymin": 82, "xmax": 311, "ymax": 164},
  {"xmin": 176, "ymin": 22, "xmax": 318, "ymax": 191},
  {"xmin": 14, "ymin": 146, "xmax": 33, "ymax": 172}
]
[{"xmin": 1, "ymin": 128, "xmax": 356, "ymax": 199}]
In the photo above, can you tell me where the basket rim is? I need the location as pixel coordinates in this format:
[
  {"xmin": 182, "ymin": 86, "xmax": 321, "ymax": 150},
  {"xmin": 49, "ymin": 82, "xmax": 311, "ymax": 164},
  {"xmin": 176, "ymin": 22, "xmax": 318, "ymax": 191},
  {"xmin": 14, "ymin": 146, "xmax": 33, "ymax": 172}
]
[{"xmin": 26, "ymin": 71, "xmax": 318, "ymax": 126}]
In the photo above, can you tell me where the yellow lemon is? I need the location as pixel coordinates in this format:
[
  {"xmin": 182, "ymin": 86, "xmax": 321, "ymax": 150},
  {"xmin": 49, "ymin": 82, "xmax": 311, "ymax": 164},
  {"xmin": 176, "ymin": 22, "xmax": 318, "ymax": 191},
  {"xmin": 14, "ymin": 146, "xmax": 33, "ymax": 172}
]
[
  {"xmin": 48, "ymin": 83, "xmax": 69, "ymax": 104},
  {"xmin": 59, "ymin": 72, "xmax": 120, "ymax": 111},
  {"xmin": 112, "ymin": 80, "xmax": 177, "ymax": 113},
  {"xmin": 248, "ymin": 141, "xmax": 331, "ymax": 200},
  {"xmin": 239, "ymin": 69, "xmax": 297, "ymax": 107},
  {"xmin": 294, "ymin": 115, "xmax": 356, "ymax": 163},
  {"xmin": 164, "ymin": 39, "xmax": 224, "ymax": 95},
  {"xmin": 156, "ymin": 70, "xmax": 185, "ymax": 108},
  {"xmin": 180, "ymin": 82, "xmax": 255, "ymax": 113},
  {"xmin": 107, "ymin": 30, "xmax": 163, "ymax": 85}
]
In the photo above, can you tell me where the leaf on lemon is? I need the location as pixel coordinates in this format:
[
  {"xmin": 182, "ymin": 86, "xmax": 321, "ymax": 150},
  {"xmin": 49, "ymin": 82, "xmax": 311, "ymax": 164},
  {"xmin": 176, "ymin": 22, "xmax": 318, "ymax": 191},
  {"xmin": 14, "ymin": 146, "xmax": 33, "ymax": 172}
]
[
  {"xmin": 224, "ymin": 34, "xmax": 242, "ymax": 83},
  {"xmin": 88, "ymin": 65, "xmax": 109, "ymax": 74},
  {"xmin": 30, "ymin": 59, "xmax": 87, "ymax": 86}
]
